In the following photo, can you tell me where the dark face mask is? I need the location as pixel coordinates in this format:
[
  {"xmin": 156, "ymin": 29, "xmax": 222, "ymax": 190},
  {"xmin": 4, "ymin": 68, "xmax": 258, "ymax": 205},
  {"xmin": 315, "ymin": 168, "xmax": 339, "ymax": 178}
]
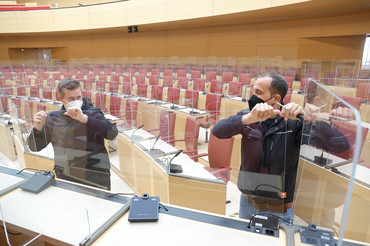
[{"xmin": 248, "ymin": 94, "xmax": 274, "ymax": 111}]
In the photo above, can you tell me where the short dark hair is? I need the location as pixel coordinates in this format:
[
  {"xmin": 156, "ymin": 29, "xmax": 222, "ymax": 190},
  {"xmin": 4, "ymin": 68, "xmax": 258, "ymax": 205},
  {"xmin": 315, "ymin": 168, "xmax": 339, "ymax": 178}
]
[
  {"xmin": 57, "ymin": 79, "xmax": 81, "ymax": 97},
  {"xmin": 259, "ymin": 72, "xmax": 288, "ymax": 103}
]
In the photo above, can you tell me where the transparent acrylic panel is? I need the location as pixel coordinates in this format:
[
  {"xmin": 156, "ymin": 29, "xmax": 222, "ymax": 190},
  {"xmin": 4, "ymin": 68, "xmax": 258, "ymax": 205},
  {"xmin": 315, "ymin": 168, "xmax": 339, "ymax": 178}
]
[{"xmin": 294, "ymin": 78, "xmax": 369, "ymax": 244}]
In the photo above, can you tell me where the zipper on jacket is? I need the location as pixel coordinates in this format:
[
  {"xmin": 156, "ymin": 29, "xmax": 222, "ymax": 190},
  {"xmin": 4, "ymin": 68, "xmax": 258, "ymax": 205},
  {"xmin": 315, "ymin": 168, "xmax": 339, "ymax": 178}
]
[{"xmin": 270, "ymin": 142, "xmax": 273, "ymax": 151}]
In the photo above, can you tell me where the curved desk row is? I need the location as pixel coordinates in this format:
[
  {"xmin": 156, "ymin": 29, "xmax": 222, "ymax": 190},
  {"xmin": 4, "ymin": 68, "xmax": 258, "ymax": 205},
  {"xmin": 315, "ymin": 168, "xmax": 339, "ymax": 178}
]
[{"xmin": 0, "ymin": 166, "xmax": 366, "ymax": 246}]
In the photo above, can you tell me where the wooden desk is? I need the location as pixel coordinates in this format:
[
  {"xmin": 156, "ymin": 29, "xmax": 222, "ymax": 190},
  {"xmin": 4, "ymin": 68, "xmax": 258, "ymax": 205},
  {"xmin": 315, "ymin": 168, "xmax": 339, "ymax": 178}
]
[
  {"xmin": 0, "ymin": 118, "xmax": 16, "ymax": 161},
  {"xmin": 93, "ymin": 204, "xmax": 282, "ymax": 246},
  {"xmin": 117, "ymin": 129, "xmax": 227, "ymax": 215},
  {"xmin": 360, "ymin": 103, "xmax": 370, "ymax": 123},
  {"xmin": 220, "ymin": 97, "xmax": 247, "ymax": 120},
  {"xmin": 0, "ymin": 166, "xmax": 367, "ymax": 246},
  {"xmin": 290, "ymin": 93, "xmax": 305, "ymax": 106},
  {"xmin": 0, "ymin": 166, "xmax": 128, "ymax": 246},
  {"xmin": 322, "ymin": 85, "xmax": 357, "ymax": 97}
]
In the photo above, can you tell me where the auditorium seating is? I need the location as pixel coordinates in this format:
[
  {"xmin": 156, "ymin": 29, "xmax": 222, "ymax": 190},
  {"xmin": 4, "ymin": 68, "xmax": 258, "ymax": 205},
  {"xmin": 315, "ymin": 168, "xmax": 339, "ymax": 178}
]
[
  {"xmin": 221, "ymin": 72, "xmax": 233, "ymax": 83},
  {"xmin": 183, "ymin": 90, "xmax": 199, "ymax": 109},
  {"xmin": 147, "ymin": 110, "xmax": 176, "ymax": 145},
  {"xmin": 151, "ymin": 85, "xmax": 163, "ymax": 101},
  {"xmin": 191, "ymin": 70, "xmax": 201, "ymax": 79},
  {"xmin": 137, "ymin": 83, "xmax": 148, "ymax": 98},
  {"xmin": 123, "ymin": 99, "xmax": 138, "ymax": 128},
  {"xmin": 210, "ymin": 80, "xmax": 224, "ymax": 94},
  {"xmin": 238, "ymin": 73, "xmax": 251, "ymax": 85},
  {"xmin": 94, "ymin": 92, "xmax": 107, "ymax": 112},
  {"xmin": 177, "ymin": 70, "xmax": 187, "ymax": 78},
  {"xmin": 228, "ymin": 82, "xmax": 243, "ymax": 97},
  {"xmin": 164, "ymin": 69, "xmax": 173, "ymax": 77},
  {"xmin": 109, "ymin": 81, "xmax": 119, "ymax": 93},
  {"xmin": 135, "ymin": 75, "xmax": 145, "ymax": 84},
  {"xmin": 206, "ymin": 71, "xmax": 217, "ymax": 82},
  {"xmin": 167, "ymin": 117, "xmax": 200, "ymax": 161},
  {"xmin": 122, "ymin": 82, "xmax": 132, "ymax": 95},
  {"xmin": 356, "ymin": 82, "xmax": 370, "ymax": 103},
  {"xmin": 109, "ymin": 95, "xmax": 122, "ymax": 118},
  {"xmin": 188, "ymin": 131, "xmax": 234, "ymax": 182},
  {"xmin": 177, "ymin": 77, "xmax": 189, "ymax": 89},
  {"xmin": 163, "ymin": 76, "xmax": 174, "ymax": 87},
  {"xmin": 332, "ymin": 95, "xmax": 362, "ymax": 110},
  {"xmin": 167, "ymin": 87, "xmax": 180, "ymax": 105},
  {"xmin": 149, "ymin": 75, "xmax": 159, "ymax": 86},
  {"xmin": 193, "ymin": 78, "xmax": 206, "ymax": 91},
  {"xmin": 197, "ymin": 93, "xmax": 222, "ymax": 142}
]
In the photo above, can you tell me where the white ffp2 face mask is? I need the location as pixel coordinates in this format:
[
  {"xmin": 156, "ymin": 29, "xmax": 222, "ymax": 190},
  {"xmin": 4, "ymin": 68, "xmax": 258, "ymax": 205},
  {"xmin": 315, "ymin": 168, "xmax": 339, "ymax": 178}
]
[{"xmin": 66, "ymin": 100, "xmax": 83, "ymax": 109}]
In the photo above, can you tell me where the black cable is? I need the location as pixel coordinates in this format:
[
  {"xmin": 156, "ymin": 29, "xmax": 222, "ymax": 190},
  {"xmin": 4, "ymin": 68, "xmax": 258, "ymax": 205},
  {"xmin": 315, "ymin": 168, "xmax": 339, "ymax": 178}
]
[
  {"xmin": 108, "ymin": 193, "xmax": 137, "ymax": 198},
  {"xmin": 1, "ymin": 225, "xmax": 22, "ymax": 236},
  {"xmin": 16, "ymin": 167, "xmax": 55, "ymax": 178},
  {"xmin": 159, "ymin": 203, "xmax": 168, "ymax": 211},
  {"xmin": 254, "ymin": 184, "xmax": 284, "ymax": 192}
]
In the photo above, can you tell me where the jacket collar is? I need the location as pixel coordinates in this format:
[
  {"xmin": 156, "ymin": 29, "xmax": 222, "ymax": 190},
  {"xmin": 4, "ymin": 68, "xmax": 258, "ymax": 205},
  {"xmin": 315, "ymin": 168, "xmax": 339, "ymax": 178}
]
[{"xmin": 263, "ymin": 115, "xmax": 287, "ymax": 136}]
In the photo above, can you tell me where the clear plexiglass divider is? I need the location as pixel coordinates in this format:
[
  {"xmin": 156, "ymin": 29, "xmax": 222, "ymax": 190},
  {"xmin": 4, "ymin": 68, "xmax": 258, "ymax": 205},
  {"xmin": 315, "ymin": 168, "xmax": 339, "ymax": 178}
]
[
  {"xmin": 0, "ymin": 57, "xmax": 369, "ymax": 245},
  {"xmin": 294, "ymin": 77, "xmax": 368, "ymax": 245}
]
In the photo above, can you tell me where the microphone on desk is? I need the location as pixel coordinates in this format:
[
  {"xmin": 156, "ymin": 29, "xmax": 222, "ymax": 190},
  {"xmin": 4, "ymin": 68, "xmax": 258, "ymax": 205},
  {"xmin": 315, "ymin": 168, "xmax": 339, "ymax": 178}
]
[
  {"xmin": 203, "ymin": 83, "xmax": 209, "ymax": 95},
  {"xmin": 221, "ymin": 85, "xmax": 228, "ymax": 98},
  {"xmin": 242, "ymin": 85, "xmax": 248, "ymax": 102},
  {"xmin": 168, "ymin": 149, "xmax": 183, "ymax": 173},
  {"xmin": 147, "ymin": 134, "xmax": 165, "ymax": 156},
  {"xmin": 131, "ymin": 124, "xmax": 144, "ymax": 142},
  {"xmin": 170, "ymin": 102, "xmax": 178, "ymax": 110},
  {"xmin": 151, "ymin": 133, "xmax": 161, "ymax": 150}
]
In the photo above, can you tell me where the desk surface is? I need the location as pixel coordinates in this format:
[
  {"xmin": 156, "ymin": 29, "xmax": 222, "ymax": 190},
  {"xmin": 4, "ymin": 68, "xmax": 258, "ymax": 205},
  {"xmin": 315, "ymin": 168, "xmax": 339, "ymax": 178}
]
[
  {"xmin": 120, "ymin": 129, "xmax": 219, "ymax": 181},
  {"xmin": 0, "ymin": 168, "xmax": 126, "ymax": 246},
  {"xmin": 0, "ymin": 172, "xmax": 23, "ymax": 191},
  {"xmin": 93, "ymin": 205, "xmax": 283, "ymax": 246}
]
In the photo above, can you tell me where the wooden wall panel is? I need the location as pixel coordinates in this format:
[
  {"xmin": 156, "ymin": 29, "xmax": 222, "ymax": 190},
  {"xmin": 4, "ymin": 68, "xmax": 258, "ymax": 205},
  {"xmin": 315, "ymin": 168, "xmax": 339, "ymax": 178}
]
[
  {"xmin": 213, "ymin": 0, "xmax": 272, "ymax": 15},
  {"xmin": 0, "ymin": 10, "xmax": 369, "ymax": 61},
  {"xmin": 15, "ymin": 10, "xmax": 54, "ymax": 33},
  {"xmin": 88, "ymin": 3, "xmax": 127, "ymax": 29},
  {"xmin": 126, "ymin": 0, "xmax": 166, "ymax": 26},
  {"xmin": 166, "ymin": 0, "xmax": 213, "ymax": 21},
  {"xmin": 0, "ymin": 12, "xmax": 17, "ymax": 33},
  {"xmin": 320, "ymin": 11, "xmax": 370, "ymax": 37},
  {"xmin": 53, "ymin": 7, "xmax": 90, "ymax": 31},
  {"xmin": 298, "ymin": 35, "xmax": 366, "ymax": 60}
]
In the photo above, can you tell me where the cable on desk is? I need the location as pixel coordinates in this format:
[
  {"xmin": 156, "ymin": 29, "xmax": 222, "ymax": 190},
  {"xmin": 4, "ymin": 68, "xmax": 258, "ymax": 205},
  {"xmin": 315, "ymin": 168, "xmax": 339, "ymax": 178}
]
[
  {"xmin": 16, "ymin": 167, "xmax": 55, "ymax": 178},
  {"xmin": 108, "ymin": 193, "xmax": 137, "ymax": 198},
  {"xmin": 159, "ymin": 203, "xmax": 168, "ymax": 211},
  {"xmin": 1, "ymin": 225, "xmax": 22, "ymax": 236}
]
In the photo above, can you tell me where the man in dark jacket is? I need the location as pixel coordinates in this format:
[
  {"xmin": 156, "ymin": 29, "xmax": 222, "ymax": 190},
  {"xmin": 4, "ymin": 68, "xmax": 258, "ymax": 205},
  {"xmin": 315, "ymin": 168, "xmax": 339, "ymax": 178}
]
[
  {"xmin": 212, "ymin": 72, "xmax": 349, "ymax": 222},
  {"xmin": 28, "ymin": 79, "xmax": 118, "ymax": 190}
]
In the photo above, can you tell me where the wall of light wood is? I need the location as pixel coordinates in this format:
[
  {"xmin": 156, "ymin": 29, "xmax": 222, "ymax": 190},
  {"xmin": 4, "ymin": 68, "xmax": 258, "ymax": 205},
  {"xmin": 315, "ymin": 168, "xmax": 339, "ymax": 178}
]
[
  {"xmin": 0, "ymin": 10, "xmax": 368, "ymax": 61},
  {"xmin": 0, "ymin": 0, "xmax": 313, "ymax": 34}
]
